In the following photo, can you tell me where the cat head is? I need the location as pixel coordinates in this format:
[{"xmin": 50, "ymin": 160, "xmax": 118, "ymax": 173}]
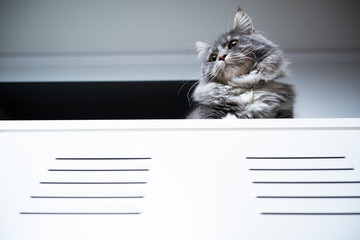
[{"xmin": 196, "ymin": 10, "xmax": 287, "ymax": 84}]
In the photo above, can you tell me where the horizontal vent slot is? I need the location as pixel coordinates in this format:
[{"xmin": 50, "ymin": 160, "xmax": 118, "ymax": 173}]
[
  {"xmin": 49, "ymin": 169, "xmax": 149, "ymax": 171},
  {"xmin": 20, "ymin": 212, "xmax": 142, "ymax": 215},
  {"xmin": 31, "ymin": 196, "xmax": 144, "ymax": 199},
  {"xmin": 261, "ymin": 212, "xmax": 360, "ymax": 216},
  {"xmin": 249, "ymin": 168, "xmax": 354, "ymax": 171},
  {"xmin": 40, "ymin": 181, "xmax": 147, "ymax": 184},
  {"xmin": 248, "ymin": 154, "xmax": 360, "ymax": 216},
  {"xmin": 247, "ymin": 156, "xmax": 345, "ymax": 160},
  {"xmin": 257, "ymin": 196, "xmax": 360, "ymax": 199},
  {"xmin": 21, "ymin": 156, "xmax": 152, "ymax": 215},
  {"xmin": 56, "ymin": 158, "xmax": 151, "ymax": 160},
  {"xmin": 253, "ymin": 181, "xmax": 360, "ymax": 184}
]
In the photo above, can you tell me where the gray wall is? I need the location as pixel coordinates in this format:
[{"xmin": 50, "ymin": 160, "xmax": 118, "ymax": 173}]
[{"xmin": 1, "ymin": 0, "xmax": 360, "ymax": 56}]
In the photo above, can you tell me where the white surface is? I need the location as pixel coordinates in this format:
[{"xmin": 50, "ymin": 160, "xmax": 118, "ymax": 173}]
[
  {"xmin": 0, "ymin": 119, "xmax": 360, "ymax": 240},
  {"xmin": 1, "ymin": 118, "xmax": 360, "ymax": 131}
]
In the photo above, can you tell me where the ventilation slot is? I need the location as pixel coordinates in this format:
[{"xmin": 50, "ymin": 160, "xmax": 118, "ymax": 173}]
[
  {"xmin": 248, "ymin": 155, "xmax": 360, "ymax": 216},
  {"xmin": 20, "ymin": 157, "xmax": 152, "ymax": 215}
]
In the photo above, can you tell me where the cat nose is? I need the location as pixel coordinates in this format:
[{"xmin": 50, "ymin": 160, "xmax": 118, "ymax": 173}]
[{"xmin": 219, "ymin": 54, "xmax": 227, "ymax": 61}]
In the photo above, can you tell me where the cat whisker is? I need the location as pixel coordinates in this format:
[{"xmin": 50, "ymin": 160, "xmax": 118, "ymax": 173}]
[
  {"xmin": 177, "ymin": 71, "xmax": 200, "ymax": 95},
  {"xmin": 187, "ymin": 81, "xmax": 199, "ymax": 106},
  {"xmin": 177, "ymin": 79, "xmax": 193, "ymax": 96},
  {"xmin": 204, "ymin": 71, "xmax": 215, "ymax": 82},
  {"xmin": 241, "ymin": 46, "xmax": 263, "ymax": 53},
  {"xmin": 232, "ymin": 55, "xmax": 253, "ymax": 61}
]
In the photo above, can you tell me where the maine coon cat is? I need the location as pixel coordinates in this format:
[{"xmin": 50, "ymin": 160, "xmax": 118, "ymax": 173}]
[{"xmin": 187, "ymin": 10, "xmax": 295, "ymax": 119}]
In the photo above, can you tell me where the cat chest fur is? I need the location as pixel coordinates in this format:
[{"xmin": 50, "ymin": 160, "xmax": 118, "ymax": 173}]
[
  {"xmin": 189, "ymin": 80, "xmax": 294, "ymax": 119},
  {"xmin": 218, "ymin": 86, "xmax": 289, "ymax": 118}
]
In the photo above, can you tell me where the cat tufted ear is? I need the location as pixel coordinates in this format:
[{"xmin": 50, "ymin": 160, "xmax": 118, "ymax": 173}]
[
  {"xmin": 196, "ymin": 41, "xmax": 210, "ymax": 60},
  {"xmin": 233, "ymin": 11, "xmax": 255, "ymax": 34},
  {"xmin": 196, "ymin": 41, "xmax": 210, "ymax": 53}
]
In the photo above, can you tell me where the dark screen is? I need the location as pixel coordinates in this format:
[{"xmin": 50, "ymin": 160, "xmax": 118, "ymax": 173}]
[{"xmin": 0, "ymin": 81, "xmax": 197, "ymax": 120}]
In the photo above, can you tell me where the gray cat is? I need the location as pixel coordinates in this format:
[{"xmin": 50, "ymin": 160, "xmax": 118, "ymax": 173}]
[{"xmin": 187, "ymin": 10, "xmax": 295, "ymax": 119}]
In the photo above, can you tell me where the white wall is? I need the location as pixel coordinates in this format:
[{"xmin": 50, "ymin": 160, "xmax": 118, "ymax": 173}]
[{"xmin": 0, "ymin": 0, "xmax": 359, "ymax": 55}]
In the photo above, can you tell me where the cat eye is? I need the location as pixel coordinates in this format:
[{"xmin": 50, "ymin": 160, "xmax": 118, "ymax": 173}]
[
  {"xmin": 229, "ymin": 40, "xmax": 239, "ymax": 49},
  {"xmin": 209, "ymin": 54, "xmax": 218, "ymax": 62}
]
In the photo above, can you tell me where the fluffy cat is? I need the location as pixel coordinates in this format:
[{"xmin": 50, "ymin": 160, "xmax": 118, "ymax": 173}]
[{"xmin": 187, "ymin": 10, "xmax": 295, "ymax": 119}]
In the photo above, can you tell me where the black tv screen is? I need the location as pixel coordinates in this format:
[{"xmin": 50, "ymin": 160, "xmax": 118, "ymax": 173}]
[{"xmin": 0, "ymin": 81, "xmax": 197, "ymax": 120}]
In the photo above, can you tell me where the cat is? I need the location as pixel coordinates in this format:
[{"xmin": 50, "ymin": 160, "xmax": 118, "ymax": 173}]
[{"xmin": 187, "ymin": 10, "xmax": 295, "ymax": 119}]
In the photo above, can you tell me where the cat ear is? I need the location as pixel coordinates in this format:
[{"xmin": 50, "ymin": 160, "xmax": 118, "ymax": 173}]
[
  {"xmin": 196, "ymin": 41, "xmax": 210, "ymax": 60},
  {"xmin": 233, "ymin": 11, "xmax": 255, "ymax": 34},
  {"xmin": 196, "ymin": 41, "xmax": 210, "ymax": 53}
]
